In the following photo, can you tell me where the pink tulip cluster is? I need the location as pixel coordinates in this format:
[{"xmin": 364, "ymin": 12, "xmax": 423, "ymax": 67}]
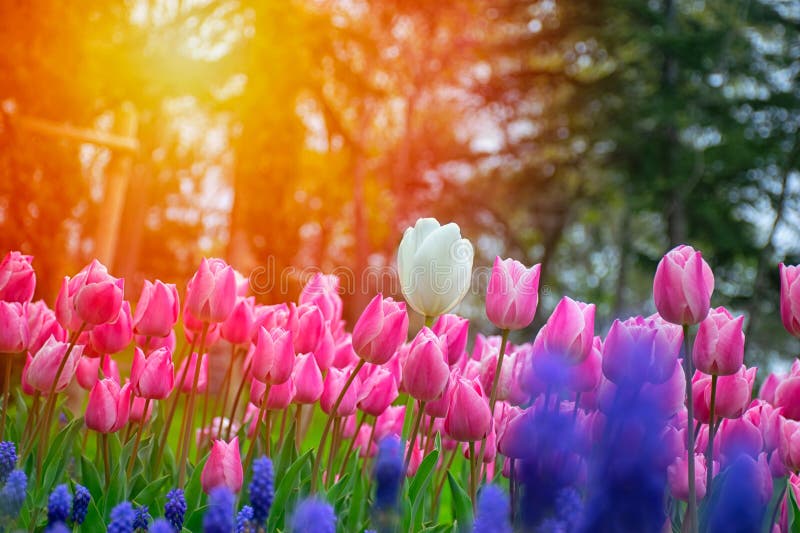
[{"xmin": 6, "ymin": 239, "xmax": 800, "ymax": 528}]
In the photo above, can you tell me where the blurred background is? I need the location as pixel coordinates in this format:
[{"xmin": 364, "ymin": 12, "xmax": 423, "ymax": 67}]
[{"xmin": 1, "ymin": 0, "xmax": 799, "ymax": 368}]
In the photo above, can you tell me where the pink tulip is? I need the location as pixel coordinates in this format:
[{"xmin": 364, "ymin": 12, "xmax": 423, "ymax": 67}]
[
  {"xmin": 184, "ymin": 319, "xmax": 220, "ymax": 347},
  {"xmin": 26, "ymin": 336, "xmax": 83, "ymax": 393},
  {"xmin": 759, "ymin": 372, "xmax": 782, "ymax": 405},
  {"xmin": 538, "ymin": 297, "xmax": 595, "ymax": 364},
  {"xmin": 20, "ymin": 354, "xmax": 35, "ymax": 395},
  {"xmin": 358, "ymin": 368, "xmax": 398, "ymax": 416},
  {"xmin": 781, "ymin": 418, "xmax": 800, "ymax": 471},
  {"xmin": 25, "ymin": 301, "xmax": 66, "ymax": 355},
  {"xmin": 131, "ymin": 346, "xmax": 174, "ymax": 399},
  {"xmin": 486, "ymin": 257, "xmax": 541, "ymax": 331},
  {"xmin": 667, "ymin": 453, "xmax": 709, "ymax": 501},
  {"xmin": 332, "ymin": 336, "xmax": 358, "ymax": 369},
  {"xmin": 0, "ymin": 251, "xmax": 35, "ymax": 303},
  {"xmin": 691, "ymin": 372, "xmax": 713, "ymax": 424},
  {"xmin": 641, "ymin": 359, "xmax": 686, "ymax": 418},
  {"xmin": 130, "ymin": 396, "xmax": 153, "ymax": 423},
  {"xmin": 718, "ymin": 416, "xmax": 763, "ymax": 462},
  {"xmin": 692, "ymin": 307, "xmax": 745, "ymax": 376},
  {"xmin": 402, "ymin": 327, "xmax": 449, "ymax": 402},
  {"xmin": 292, "ymin": 304, "xmax": 324, "ymax": 354},
  {"xmin": 72, "ymin": 260, "xmax": 125, "ymax": 326},
  {"xmin": 252, "ymin": 378, "xmax": 295, "ymax": 410},
  {"xmin": 780, "ymin": 263, "xmax": 800, "ymax": 337},
  {"xmin": 185, "ymin": 258, "xmax": 237, "ymax": 323},
  {"xmin": 251, "ymin": 327, "xmax": 294, "ymax": 385},
  {"xmin": 601, "ymin": 317, "xmax": 657, "ymax": 386},
  {"xmin": 0, "ymin": 301, "xmax": 28, "ymax": 353},
  {"xmin": 89, "ymin": 301, "xmax": 133, "ymax": 355},
  {"xmin": 299, "ymin": 273, "xmax": 343, "ymax": 332},
  {"xmin": 133, "ymin": 280, "xmax": 179, "ymax": 338},
  {"xmin": 745, "ymin": 400, "xmax": 781, "ymax": 453},
  {"xmin": 320, "ymin": 367, "xmax": 360, "ymax": 416},
  {"xmin": 653, "ymin": 245, "xmax": 714, "ymax": 326},
  {"xmin": 713, "ymin": 366, "xmax": 757, "ymax": 420},
  {"xmin": 76, "ymin": 355, "xmax": 120, "ymax": 390},
  {"xmin": 431, "ymin": 314, "xmax": 469, "ymax": 366},
  {"xmin": 313, "ymin": 327, "xmax": 336, "ymax": 372},
  {"xmin": 178, "ymin": 353, "xmax": 208, "ymax": 393},
  {"xmin": 567, "ymin": 337, "xmax": 602, "ymax": 393},
  {"xmin": 776, "ymin": 362, "xmax": 800, "ymax": 420},
  {"xmin": 85, "ymin": 378, "xmax": 131, "ymax": 433},
  {"xmin": 355, "ymin": 425, "xmax": 378, "ymax": 458},
  {"xmin": 352, "ymin": 295, "xmax": 409, "ymax": 365},
  {"xmin": 292, "ymin": 353, "xmax": 324, "ymax": 404},
  {"xmin": 424, "ymin": 372, "xmax": 454, "ymax": 419},
  {"xmin": 444, "ymin": 377, "xmax": 492, "ymax": 442},
  {"xmin": 201, "ymin": 437, "xmax": 243, "ymax": 493},
  {"xmin": 375, "ymin": 405, "xmax": 406, "ymax": 441}
]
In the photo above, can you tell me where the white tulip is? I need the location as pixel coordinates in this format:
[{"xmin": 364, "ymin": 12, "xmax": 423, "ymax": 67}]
[{"xmin": 397, "ymin": 218, "xmax": 474, "ymax": 319}]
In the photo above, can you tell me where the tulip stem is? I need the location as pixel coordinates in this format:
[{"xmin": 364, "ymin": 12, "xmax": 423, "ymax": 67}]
[
  {"xmin": 770, "ymin": 481, "xmax": 787, "ymax": 530},
  {"xmin": 705, "ymin": 374, "xmax": 718, "ymax": 498},
  {"xmin": 0, "ymin": 355, "xmax": 13, "ymax": 441},
  {"xmin": 197, "ymin": 367, "xmax": 213, "ymax": 461},
  {"xmin": 153, "ymin": 341, "xmax": 192, "ymax": 475},
  {"xmin": 682, "ymin": 324, "xmax": 698, "ymax": 533},
  {"xmin": 310, "ymin": 358, "xmax": 366, "ymax": 493},
  {"xmin": 224, "ymin": 356, "xmax": 252, "ymax": 441},
  {"xmin": 468, "ymin": 441, "xmax": 478, "ymax": 509},
  {"xmin": 404, "ymin": 400, "xmax": 427, "ymax": 472},
  {"xmin": 324, "ymin": 417, "xmax": 341, "ymax": 488},
  {"xmin": 26, "ymin": 323, "xmax": 85, "ymax": 468},
  {"xmin": 21, "ymin": 392, "xmax": 40, "ymax": 451},
  {"xmin": 102, "ymin": 432, "xmax": 111, "ymax": 490},
  {"xmin": 178, "ymin": 323, "xmax": 208, "ymax": 487},
  {"xmin": 423, "ymin": 415, "xmax": 437, "ymax": 457},
  {"xmin": 337, "ymin": 411, "xmax": 367, "ymax": 478},
  {"xmin": 424, "ymin": 315, "xmax": 434, "ymax": 328},
  {"xmin": 243, "ymin": 395, "xmax": 269, "ymax": 475},
  {"xmin": 214, "ymin": 346, "xmax": 238, "ymax": 439},
  {"xmin": 127, "ymin": 398, "xmax": 150, "ymax": 477},
  {"xmin": 362, "ymin": 415, "xmax": 379, "ymax": 472},
  {"xmin": 278, "ymin": 407, "xmax": 289, "ymax": 447},
  {"xmin": 488, "ymin": 329, "xmax": 510, "ymax": 413},
  {"xmin": 265, "ymin": 403, "xmax": 272, "ymax": 457},
  {"xmin": 431, "ymin": 446, "xmax": 458, "ymax": 517}
]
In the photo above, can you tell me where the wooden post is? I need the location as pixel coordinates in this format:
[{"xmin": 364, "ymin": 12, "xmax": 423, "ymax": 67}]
[{"xmin": 95, "ymin": 103, "xmax": 138, "ymax": 270}]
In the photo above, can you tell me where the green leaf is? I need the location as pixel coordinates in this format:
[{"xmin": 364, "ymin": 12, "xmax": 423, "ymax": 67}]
[
  {"xmin": 132, "ymin": 475, "xmax": 170, "ymax": 506},
  {"xmin": 80, "ymin": 455, "xmax": 103, "ymax": 503},
  {"xmin": 184, "ymin": 504, "xmax": 209, "ymax": 532},
  {"xmin": 447, "ymin": 471, "xmax": 473, "ymax": 533},
  {"xmin": 267, "ymin": 449, "xmax": 313, "ymax": 532},
  {"xmin": 185, "ymin": 453, "xmax": 209, "ymax": 512},
  {"xmin": 42, "ymin": 417, "xmax": 83, "ymax": 491},
  {"xmin": 409, "ymin": 450, "xmax": 439, "ymax": 531},
  {"xmin": 83, "ymin": 497, "xmax": 106, "ymax": 530}
]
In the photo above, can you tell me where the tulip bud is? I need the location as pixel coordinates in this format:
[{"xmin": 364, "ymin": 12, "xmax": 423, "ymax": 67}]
[
  {"xmin": 431, "ymin": 314, "xmax": 469, "ymax": 366},
  {"xmin": 73, "ymin": 260, "xmax": 125, "ymax": 326},
  {"xmin": 359, "ymin": 368, "xmax": 399, "ymax": 417},
  {"xmin": 85, "ymin": 379, "xmax": 131, "ymax": 433},
  {"xmin": 186, "ymin": 258, "xmax": 236, "ymax": 323},
  {"xmin": 692, "ymin": 307, "xmax": 745, "ymax": 376},
  {"xmin": 320, "ymin": 367, "xmax": 360, "ymax": 417},
  {"xmin": 0, "ymin": 302, "xmax": 28, "ymax": 353},
  {"xmin": 567, "ymin": 337, "xmax": 602, "ymax": 393},
  {"xmin": 781, "ymin": 419, "xmax": 800, "ymax": 471},
  {"xmin": 89, "ymin": 301, "xmax": 133, "ymax": 355},
  {"xmin": 775, "ymin": 364, "xmax": 800, "ymax": 420},
  {"xmin": 220, "ymin": 297, "xmax": 255, "ymax": 346},
  {"xmin": 292, "ymin": 304, "xmax": 324, "ymax": 354},
  {"xmin": 538, "ymin": 297, "xmax": 595, "ymax": 365},
  {"xmin": 130, "ymin": 396, "xmax": 154, "ymax": 423},
  {"xmin": 653, "ymin": 245, "xmax": 714, "ymax": 326},
  {"xmin": 781, "ymin": 263, "xmax": 800, "ymax": 337},
  {"xmin": 251, "ymin": 327, "xmax": 294, "ymax": 385},
  {"xmin": 76, "ymin": 355, "xmax": 120, "ymax": 390},
  {"xmin": 718, "ymin": 416, "xmax": 763, "ymax": 462},
  {"xmin": 313, "ymin": 327, "xmax": 335, "ymax": 372},
  {"xmin": 136, "ymin": 329, "xmax": 176, "ymax": 353},
  {"xmin": 0, "ymin": 251, "xmax": 35, "ymax": 303},
  {"xmin": 131, "ymin": 347, "xmax": 175, "ymax": 399},
  {"xmin": 401, "ymin": 327, "xmax": 449, "ymax": 402},
  {"xmin": 352, "ymin": 295, "xmax": 409, "ymax": 365},
  {"xmin": 444, "ymin": 377, "xmax": 492, "ymax": 442},
  {"xmin": 397, "ymin": 218, "xmax": 474, "ymax": 318},
  {"xmin": 133, "ymin": 280, "xmax": 180, "ymax": 338},
  {"xmin": 299, "ymin": 273, "xmax": 343, "ymax": 331},
  {"xmin": 25, "ymin": 301, "xmax": 66, "ymax": 355},
  {"xmin": 292, "ymin": 353, "xmax": 323, "ymax": 404},
  {"xmin": 759, "ymin": 372, "xmax": 782, "ymax": 405},
  {"xmin": 26, "ymin": 336, "xmax": 83, "ymax": 393},
  {"xmin": 667, "ymin": 453, "xmax": 709, "ymax": 502},
  {"xmin": 711, "ymin": 365, "xmax": 757, "ymax": 420},
  {"xmin": 486, "ymin": 257, "xmax": 541, "ymax": 331},
  {"xmin": 201, "ymin": 437, "xmax": 243, "ymax": 494}
]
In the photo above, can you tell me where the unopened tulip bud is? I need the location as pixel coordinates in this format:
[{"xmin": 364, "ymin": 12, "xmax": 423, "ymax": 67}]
[
  {"xmin": 89, "ymin": 301, "xmax": 133, "ymax": 355},
  {"xmin": 431, "ymin": 314, "xmax": 469, "ymax": 366},
  {"xmin": 402, "ymin": 327, "xmax": 449, "ymax": 402},
  {"xmin": 693, "ymin": 307, "xmax": 745, "ymax": 376},
  {"xmin": 352, "ymin": 295, "xmax": 409, "ymax": 365},
  {"xmin": 0, "ymin": 251, "xmax": 35, "ymax": 303},
  {"xmin": 133, "ymin": 280, "xmax": 179, "ymax": 338},
  {"xmin": 653, "ymin": 245, "xmax": 714, "ymax": 325},
  {"xmin": 320, "ymin": 367, "xmax": 360, "ymax": 417},
  {"xmin": 76, "ymin": 355, "xmax": 120, "ymax": 390},
  {"xmin": 292, "ymin": 353, "xmax": 323, "ymax": 404},
  {"xmin": 201, "ymin": 437, "xmax": 243, "ymax": 494},
  {"xmin": 25, "ymin": 301, "xmax": 66, "ymax": 355},
  {"xmin": 0, "ymin": 302, "xmax": 28, "ymax": 353},
  {"xmin": 186, "ymin": 258, "xmax": 236, "ymax": 323},
  {"xmin": 219, "ymin": 297, "xmax": 256, "ymax": 345},
  {"xmin": 178, "ymin": 353, "xmax": 208, "ymax": 394},
  {"xmin": 251, "ymin": 327, "xmax": 294, "ymax": 385},
  {"xmin": 398, "ymin": 218, "xmax": 474, "ymax": 318},
  {"xmin": 85, "ymin": 379, "xmax": 131, "ymax": 433},
  {"xmin": 359, "ymin": 368, "xmax": 399, "ymax": 417},
  {"xmin": 667, "ymin": 453, "xmax": 709, "ymax": 502},
  {"xmin": 26, "ymin": 336, "xmax": 83, "ymax": 394},
  {"xmin": 131, "ymin": 347, "xmax": 174, "ymax": 399},
  {"xmin": 444, "ymin": 377, "xmax": 492, "ymax": 442},
  {"xmin": 486, "ymin": 257, "xmax": 541, "ymax": 330}
]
